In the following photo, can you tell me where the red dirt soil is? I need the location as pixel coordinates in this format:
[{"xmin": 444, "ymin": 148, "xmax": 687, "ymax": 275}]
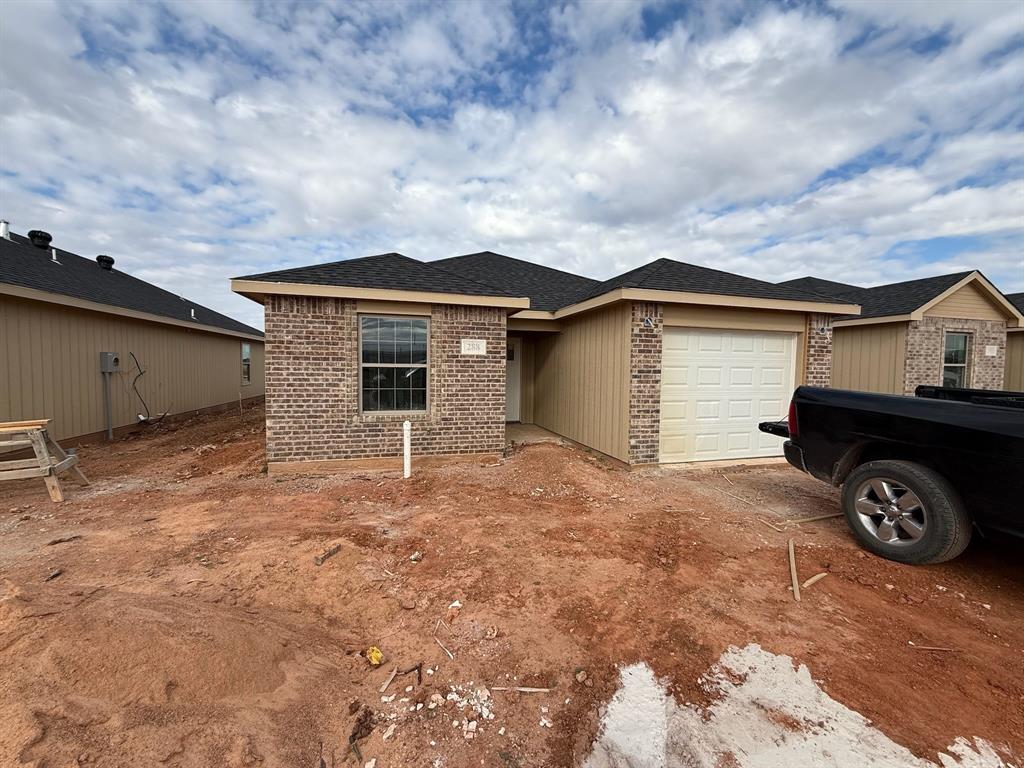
[{"xmin": 1, "ymin": 405, "xmax": 1021, "ymax": 767}]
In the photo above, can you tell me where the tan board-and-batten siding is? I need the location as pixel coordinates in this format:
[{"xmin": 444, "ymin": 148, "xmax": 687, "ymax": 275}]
[
  {"xmin": 532, "ymin": 302, "xmax": 631, "ymax": 462},
  {"xmin": 1006, "ymin": 332, "xmax": 1024, "ymax": 391},
  {"xmin": 831, "ymin": 322, "xmax": 907, "ymax": 394},
  {"xmin": 0, "ymin": 295, "xmax": 264, "ymax": 443}
]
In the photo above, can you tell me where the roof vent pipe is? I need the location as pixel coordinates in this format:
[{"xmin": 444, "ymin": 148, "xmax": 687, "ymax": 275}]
[
  {"xmin": 28, "ymin": 230, "xmax": 52, "ymax": 249},
  {"xmin": 96, "ymin": 254, "xmax": 115, "ymax": 270},
  {"xmin": 190, "ymin": 308, "xmax": 196, "ymax": 320},
  {"xmin": 51, "ymin": 248, "xmax": 60, "ymax": 264},
  {"xmin": 0, "ymin": 220, "xmax": 9, "ymax": 239}
]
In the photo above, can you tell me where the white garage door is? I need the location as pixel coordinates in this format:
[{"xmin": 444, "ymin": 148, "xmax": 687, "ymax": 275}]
[{"xmin": 660, "ymin": 328, "xmax": 796, "ymax": 463}]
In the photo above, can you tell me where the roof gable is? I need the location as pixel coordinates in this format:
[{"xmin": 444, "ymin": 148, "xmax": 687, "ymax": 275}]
[
  {"xmin": 1, "ymin": 234, "xmax": 262, "ymax": 337},
  {"xmin": 432, "ymin": 251, "xmax": 598, "ymax": 311}
]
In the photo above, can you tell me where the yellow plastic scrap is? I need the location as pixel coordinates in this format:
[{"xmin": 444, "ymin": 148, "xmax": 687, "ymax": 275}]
[{"xmin": 366, "ymin": 646, "xmax": 384, "ymax": 667}]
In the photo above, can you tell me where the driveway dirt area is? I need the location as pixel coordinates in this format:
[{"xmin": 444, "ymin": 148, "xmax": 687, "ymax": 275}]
[{"xmin": 1, "ymin": 406, "xmax": 1021, "ymax": 767}]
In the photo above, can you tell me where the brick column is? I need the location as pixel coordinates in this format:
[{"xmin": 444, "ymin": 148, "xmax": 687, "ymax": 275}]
[
  {"xmin": 805, "ymin": 314, "xmax": 833, "ymax": 388},
  {"xmin": 628, "ymin": 302, "xmax": 663, "ymax": 465}
]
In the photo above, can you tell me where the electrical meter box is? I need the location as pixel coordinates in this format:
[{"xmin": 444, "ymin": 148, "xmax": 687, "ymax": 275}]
[{"xmin": 100, "ymin": 352, "xmax": 120, "ymax": 373}]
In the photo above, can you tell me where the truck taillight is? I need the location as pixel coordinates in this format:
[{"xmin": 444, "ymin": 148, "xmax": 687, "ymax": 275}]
[{"xmin": 788, "ymin": 400, "xmax": 798, "ymax": 438}]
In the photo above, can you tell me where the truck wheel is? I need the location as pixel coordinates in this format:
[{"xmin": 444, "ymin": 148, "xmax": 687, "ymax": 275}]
[{"xmin": 841, "ymin": 460, "xmax": 971, "ymax": 565}]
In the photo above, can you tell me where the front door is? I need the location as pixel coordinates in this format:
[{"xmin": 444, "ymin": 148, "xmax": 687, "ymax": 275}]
[{"xmin": 506, "ymin": 337, "xmax": 522, "ymax": 422}]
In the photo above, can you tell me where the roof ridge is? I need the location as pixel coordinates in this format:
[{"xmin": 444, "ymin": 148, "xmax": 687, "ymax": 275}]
[
  {"xmin": 421, "ymin": 255, "xmax": 521, "ymax": 298},
  {"xmin": 437, "ymin": 251, "xmax": 600, "ymax": 285}
]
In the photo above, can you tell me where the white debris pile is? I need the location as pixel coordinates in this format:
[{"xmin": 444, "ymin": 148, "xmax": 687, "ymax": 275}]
[
  {"xmin": 585, "ymin": 645, "xmax": 1012, "ymax": 768},
  {"xmin": 446, "ymin": 682, "xmax": 497, "ymax": 741}
]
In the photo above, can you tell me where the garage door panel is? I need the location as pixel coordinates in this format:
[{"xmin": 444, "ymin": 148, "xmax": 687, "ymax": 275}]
[{"xmin": 660, "ymin": 328, "xmax": 795, "ymax": 463}]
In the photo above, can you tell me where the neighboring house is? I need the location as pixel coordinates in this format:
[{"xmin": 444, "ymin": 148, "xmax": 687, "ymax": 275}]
[
  {"xmin": 0, "ymin": 225, "xmax": 265, "ymax": 443},
  {"xmin": 1007, "ymin": 293, "xmax": 1024, "ymax": 391},
  {"xmin": 231, "ymin": 252, "xmax": 857, "ymax": 471},
  {"xmin": 780, "ymin": 272, "xmax": 1023, "ymax": 394}
]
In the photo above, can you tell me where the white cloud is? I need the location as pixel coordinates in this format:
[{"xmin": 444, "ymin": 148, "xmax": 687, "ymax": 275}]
[{"xmin": 0, "ymin": 0, "xmax": 1022, "ymax": 332}]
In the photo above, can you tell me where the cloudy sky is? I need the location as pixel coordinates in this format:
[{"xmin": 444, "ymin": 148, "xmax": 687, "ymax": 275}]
[{"xmin": 2, "ymin": 0, "xmax": 1022, "ymax": 330}]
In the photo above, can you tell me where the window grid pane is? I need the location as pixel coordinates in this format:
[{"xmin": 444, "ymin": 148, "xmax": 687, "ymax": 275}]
[{"xmin": 360, "ymin": 316, "xmax": 429, "ymax": 412}]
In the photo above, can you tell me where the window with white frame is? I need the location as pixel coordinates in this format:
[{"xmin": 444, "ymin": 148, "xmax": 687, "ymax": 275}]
[
  {"xmin": 360, "ymin": 316, "xmax": 428, "ymax": 412},
  {"xmin": 942, "ymin": 332, "xmax": 970, "ymax": 388},
  {"xmin": 241, "ymin": 342, "xmax": 252, "ymax": 386}
]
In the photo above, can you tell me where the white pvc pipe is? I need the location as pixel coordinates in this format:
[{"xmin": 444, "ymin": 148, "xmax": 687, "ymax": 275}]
[{"xmin": 403, "ymin": 420, "xmax": 411, "ymax": 479}]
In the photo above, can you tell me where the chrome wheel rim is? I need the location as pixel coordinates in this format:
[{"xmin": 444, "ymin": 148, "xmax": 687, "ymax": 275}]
[{"xmin": 852, "ymin": 477, "xmax": 927, "ymax": 547}]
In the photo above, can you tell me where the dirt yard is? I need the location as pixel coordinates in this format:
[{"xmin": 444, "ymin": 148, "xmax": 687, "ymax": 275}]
[{"xmin": 1, "ymin": 405, "xmax": 1021, "ymax": 767}]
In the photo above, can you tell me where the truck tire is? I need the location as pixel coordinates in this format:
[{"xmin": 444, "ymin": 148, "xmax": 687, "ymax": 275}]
[{"xmin": 841, "ymin": 460, "xmax": 971, "ymax": 565}]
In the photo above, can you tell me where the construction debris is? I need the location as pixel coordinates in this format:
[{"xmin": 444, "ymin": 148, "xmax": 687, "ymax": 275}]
[
  {"xmin": 434, "ymin": 637, "xmax": 454, "ymax": 660},
  {"xmin": 788, "ymin": 539, "xmax": 801, "ymax": 602},
  {"xmin": 379, "ymin": 665, "xmax": 399, "ymax": 693},
  {"xmin": 44, "ymin": 568, "xmax": 63, "ymax": 582},
  {"xmin": 802, "ymin": 572, "xmax": 829, "ymax": 589},
  {"xmin": 491, "ymin": 686, "xmax": 552, "ymax": 693},
  {"xmin": 790, "ymin": 512, "xmax": 844, "ymax": 524},
  {"xmin": 46, "ymin": 535, "xmax": 82, "ymax": 546},
  {"xmin": 365, "ymin": 646, "xmax": 384, "ymax": 667},
  {"xmin": 314, "ymin": 543, "xmax": 342, "ymax": 566}
]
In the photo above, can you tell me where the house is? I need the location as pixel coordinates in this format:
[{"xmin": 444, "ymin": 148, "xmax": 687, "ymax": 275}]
[
  {"xmin": 1, "ymin": 224, "xmax": 265, "ymax": 443},
  {"xmin": 780, "ymin": 272, "xmax": 1023, "ymax": 394},
  {"xmin": 231, "ymin": 252, "xmax": 858, "ymax": 471},
  {"xmin": 1007, "ymin": 293, "xmax": 1024, "ymax": 391}
]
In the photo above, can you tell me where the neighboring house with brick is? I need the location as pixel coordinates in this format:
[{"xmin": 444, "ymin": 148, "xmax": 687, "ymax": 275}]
[
  {"xmin": 1, "ymin": 225, "xmax": 265, "ymax": 443},
  {"xmin": 231, "ymin": 252, "xmax": 857, "ymax": 471},
  {"xmin": 780, "ymin": 272, "xmax": 1023, "ymax": 395},
  {"xmin": 1006, "ymin": 293, "xmax": 1024, "ymax": 391}
]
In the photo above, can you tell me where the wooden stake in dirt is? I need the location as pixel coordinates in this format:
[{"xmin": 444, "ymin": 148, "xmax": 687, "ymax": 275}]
[
  {"xmin": 759, "ymin": 518, "xmax": 785, "ymax": 533},
  {"xmin": 788, "ymin": 539, "xmax": 801, "ymax": 602},
  {"xmin": 491, "ymin": 686, "xmax": 552, "ymax": 693},
  {"xmin": 314, "ymin": 543, "xmax": 342, "ymax": 566},
  {"xmin": 789, "ymin": 512, "xmax": 844, "ymax": 524},
  {"xmin": 802, "ymin": 572, "xmax": 828, "ymax": 589},
  {"xmin": 909, "ymin": 644, "xmax": 955, "ymax": 653}
]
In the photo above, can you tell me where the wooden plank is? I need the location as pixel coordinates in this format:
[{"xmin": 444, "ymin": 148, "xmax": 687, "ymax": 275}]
[
  {"xmin": 0, "ymin": 419, "xmax": 51, "ymax": 429},
  {"xmin": 0, "ymin": 466, "xmax": 50, "ymax": 480},
  {"xmin": 0, "ymin": 458, "xmax": 52, "ymax": 471},
  {"xmin": 0, "ymin": 439, "xmax": 33, "ymax": 449}
]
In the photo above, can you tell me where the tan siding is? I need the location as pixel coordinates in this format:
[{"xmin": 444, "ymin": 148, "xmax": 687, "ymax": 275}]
[
  {"xmin": 519, "ymin": 336, "xmax": 536, "ymax": 424},
  {"xmin": 831, "ymin": 322, "xmax": 907, "ymax": 393},
  {"xmin": 663, "ymin": 304, "xmax": 807, "ymax": 333},
  {"xmin": 0, "ymin": 295, "xmax": 265, "ymax": 442},
  {"xmin": 1006, "ymin": 332, "xmax": 1024, "ymax": 391},
  {"xmin": 533, "ymin": 303, "xmax": 630, "ymax": 462},
  {"xmin": 925, "ymin": 282, "xmax": 1006, "ymax": 321}
]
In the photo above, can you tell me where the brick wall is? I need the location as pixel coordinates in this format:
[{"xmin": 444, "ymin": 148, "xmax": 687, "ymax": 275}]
[
  {"xmin": 903, "ymin": 316, "xmax": 1006, "ymax": 394},
  {"xmin": 628, "ymin": 302, "xmax": 663, "ymax": 465},
  {"xmin": 264, "ymin": 296, "xmax": 506, "ymax": 463},
  {"xmin": 805, "ymin": 313, "xmax": 833, "ymax": 388}
]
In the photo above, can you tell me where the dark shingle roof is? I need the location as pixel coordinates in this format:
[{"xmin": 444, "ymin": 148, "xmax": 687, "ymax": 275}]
[
  {"xmin": 1007, "ymin": 292, "xmax": 1024, "ymax": 313},
  {"xmin": 1, "ymin": 233, "xmax": 261, "ymax": 337},
  {"xmin": 236, "ymin": 253, "xmax": 521, "ymax": 299},
  {"xmin": 777, "ymin": 276, "xmax": 865, "ymax": 302},
  {"xmin": 834, "ymin": 271, "xmax": 975, "ymax": 320},
  {"xmin": 573, "ymin": 258, "xmax": 845, "ymax": 306},
  {"xmin": 432, "ymin": 251, "xmax": 599, "ymax": 311}
]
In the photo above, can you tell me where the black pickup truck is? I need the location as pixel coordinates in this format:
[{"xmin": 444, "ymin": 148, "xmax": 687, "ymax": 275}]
[{"xmin": 760, "ymin": 386, "xmax": 1024, "ymax": 564}]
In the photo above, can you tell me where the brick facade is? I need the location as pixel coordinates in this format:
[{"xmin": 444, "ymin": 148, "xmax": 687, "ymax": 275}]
[
  {"xmin": 805, "ymin": 313, "xmax": 833, "ymax": 388},
  {"xmin": 628, "ymin": 302, "xmax": 663, "ymax": 465},
  {"xmin": 264, "ymin": 296, "xmax": 506, "ymax": 464},
  {"xmin": 903, "ymin": 316, "xmax": 1006, "ymax": 394}
]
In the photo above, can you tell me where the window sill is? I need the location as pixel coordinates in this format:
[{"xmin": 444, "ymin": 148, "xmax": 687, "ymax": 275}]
[{"xmin": 359, "ymin": 411, "xmax": 432, "ymax": 423}]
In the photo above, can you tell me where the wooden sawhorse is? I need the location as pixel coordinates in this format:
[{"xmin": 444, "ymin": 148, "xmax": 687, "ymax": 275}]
[{"xmin": 0, "ymin": 420, "xmax": 90, "ymax": 502}]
